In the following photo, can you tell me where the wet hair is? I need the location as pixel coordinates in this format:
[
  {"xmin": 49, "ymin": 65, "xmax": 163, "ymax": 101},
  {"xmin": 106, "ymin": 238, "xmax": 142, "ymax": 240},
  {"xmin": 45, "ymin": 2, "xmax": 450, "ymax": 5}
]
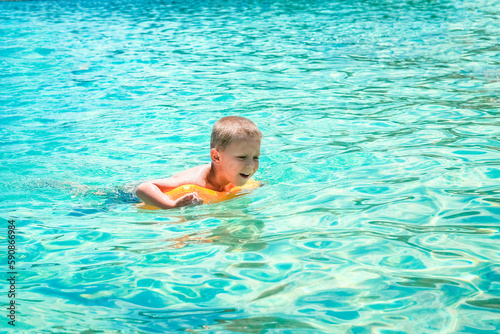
[{"xmin": 210, "ymin": 116, "xmax": 262, "ymax": 150}]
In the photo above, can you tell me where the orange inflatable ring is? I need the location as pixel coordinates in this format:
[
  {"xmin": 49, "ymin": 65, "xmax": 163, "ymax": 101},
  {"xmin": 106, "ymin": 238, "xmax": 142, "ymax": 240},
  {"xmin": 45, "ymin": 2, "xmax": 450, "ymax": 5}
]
[{"xmin": 165, "ymin": 179, "xmax": 261, "ymax": 204}]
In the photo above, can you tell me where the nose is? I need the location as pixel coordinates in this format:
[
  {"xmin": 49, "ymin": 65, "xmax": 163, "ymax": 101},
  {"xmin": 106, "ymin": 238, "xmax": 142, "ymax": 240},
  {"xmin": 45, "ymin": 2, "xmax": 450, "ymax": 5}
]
[{"xmin": 247, "ymin": 158, "xmax": 258, "ymax": 171}]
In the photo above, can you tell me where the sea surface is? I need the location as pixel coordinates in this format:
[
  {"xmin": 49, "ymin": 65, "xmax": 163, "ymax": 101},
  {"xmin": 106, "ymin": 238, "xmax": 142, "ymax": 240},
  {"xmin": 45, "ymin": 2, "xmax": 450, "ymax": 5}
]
[{"xmin": 1, "ymin": 0, "xmax": 499, "ymax": 333}]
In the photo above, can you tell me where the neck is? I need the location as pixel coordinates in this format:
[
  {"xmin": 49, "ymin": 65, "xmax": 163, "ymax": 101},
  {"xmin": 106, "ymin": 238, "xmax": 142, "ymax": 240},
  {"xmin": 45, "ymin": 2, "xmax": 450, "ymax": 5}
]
[{"xmin": 207, "ymin": 163, "xmax": 232, "ymax": 192}]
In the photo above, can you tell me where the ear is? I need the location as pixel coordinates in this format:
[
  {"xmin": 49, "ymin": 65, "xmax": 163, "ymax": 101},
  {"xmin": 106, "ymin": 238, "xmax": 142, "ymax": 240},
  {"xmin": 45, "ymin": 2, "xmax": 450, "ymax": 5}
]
[{"xmin": 211, "ymin": 148, "xmax": 221, "ymax": 164}]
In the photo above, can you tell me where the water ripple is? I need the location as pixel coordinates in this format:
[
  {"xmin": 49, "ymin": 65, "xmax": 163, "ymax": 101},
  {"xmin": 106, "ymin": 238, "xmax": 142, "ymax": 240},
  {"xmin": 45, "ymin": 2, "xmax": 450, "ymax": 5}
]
[{"xmin": 1, "ymin": 0, "xmax": 499, "ymax": 332}]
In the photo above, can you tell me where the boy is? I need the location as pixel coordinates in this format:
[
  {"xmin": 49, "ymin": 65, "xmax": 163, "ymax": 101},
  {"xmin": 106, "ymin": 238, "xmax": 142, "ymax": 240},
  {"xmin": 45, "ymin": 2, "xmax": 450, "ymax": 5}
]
[{"xmin": 135, "ymin": 116, "xmax": 262, "ymax": 209}]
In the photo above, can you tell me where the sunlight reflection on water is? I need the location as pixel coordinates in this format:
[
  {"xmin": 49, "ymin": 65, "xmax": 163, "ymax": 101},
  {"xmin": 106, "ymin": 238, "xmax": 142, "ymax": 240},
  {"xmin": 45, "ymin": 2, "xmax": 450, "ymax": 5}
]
[{"xmin": 1, "ymin": 0, "xmax": 499, "ymax": 333}]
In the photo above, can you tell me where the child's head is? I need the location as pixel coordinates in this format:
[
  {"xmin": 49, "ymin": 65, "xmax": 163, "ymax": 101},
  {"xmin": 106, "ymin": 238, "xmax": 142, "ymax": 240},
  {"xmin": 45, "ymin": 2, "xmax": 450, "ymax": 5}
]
[
  {"xmin": 210, "ymin": 116, "xmax": 262, "ymax": 151},
  {"xmin": 210, "ymin": 116, "xmax": 262, "ymax": 186}
]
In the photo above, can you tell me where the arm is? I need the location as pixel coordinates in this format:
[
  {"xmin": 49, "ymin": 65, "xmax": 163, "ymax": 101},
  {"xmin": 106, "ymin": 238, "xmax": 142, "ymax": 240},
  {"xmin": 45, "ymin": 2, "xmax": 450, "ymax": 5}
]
[{"xmin": 135, "ymin": 178, "xmax": 201, "ymax": 210}]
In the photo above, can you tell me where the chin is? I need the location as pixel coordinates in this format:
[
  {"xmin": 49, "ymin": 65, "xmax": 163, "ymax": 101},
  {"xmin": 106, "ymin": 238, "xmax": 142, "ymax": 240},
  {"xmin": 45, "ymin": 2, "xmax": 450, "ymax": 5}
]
[
  {"xmin": 234, "ymin": 180, "xmax": 246, "ymax": 187},
  {"xmin": 235, "ymin": 177, "xmax": 250, "ymax": 186}
]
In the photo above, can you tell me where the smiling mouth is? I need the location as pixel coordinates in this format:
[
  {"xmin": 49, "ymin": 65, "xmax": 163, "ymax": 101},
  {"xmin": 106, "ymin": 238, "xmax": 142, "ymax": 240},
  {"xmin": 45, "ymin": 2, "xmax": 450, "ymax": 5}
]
[{"xmin": 239, "ymin": 173, "xmax": 250, "ymax": 179}]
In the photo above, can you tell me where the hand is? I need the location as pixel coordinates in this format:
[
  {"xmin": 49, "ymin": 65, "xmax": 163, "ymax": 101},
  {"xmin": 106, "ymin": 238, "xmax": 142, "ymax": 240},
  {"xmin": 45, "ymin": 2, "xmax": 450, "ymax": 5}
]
[{"xmin": 174, "ymin": 192, "xmax": 203, "ymax": 208}]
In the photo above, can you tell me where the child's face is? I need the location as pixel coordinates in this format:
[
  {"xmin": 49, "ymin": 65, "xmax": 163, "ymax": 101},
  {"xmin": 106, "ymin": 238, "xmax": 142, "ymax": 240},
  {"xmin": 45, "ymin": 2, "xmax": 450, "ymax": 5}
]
[{"xmin": 213, "ymin": 137, "xmax": 261, "ymax": 186}]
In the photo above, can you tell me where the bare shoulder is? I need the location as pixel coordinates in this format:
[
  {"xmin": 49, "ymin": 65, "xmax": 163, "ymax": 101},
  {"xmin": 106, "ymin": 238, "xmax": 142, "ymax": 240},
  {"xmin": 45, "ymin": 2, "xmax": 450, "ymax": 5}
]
[
  {"xmin": 141, "ymin": 164, "xmax": 211, "ymax": 193},
  {"xmin": 170, "ymin": 164, "xmax": 211, "ymax": 184}
]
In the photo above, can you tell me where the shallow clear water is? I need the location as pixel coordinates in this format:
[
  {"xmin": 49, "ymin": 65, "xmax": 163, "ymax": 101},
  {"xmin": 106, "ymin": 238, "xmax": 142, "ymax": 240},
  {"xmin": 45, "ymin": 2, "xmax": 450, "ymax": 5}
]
[{"xmin": 1, "ymin": 0, "xmax": 499, "ymax": 332}]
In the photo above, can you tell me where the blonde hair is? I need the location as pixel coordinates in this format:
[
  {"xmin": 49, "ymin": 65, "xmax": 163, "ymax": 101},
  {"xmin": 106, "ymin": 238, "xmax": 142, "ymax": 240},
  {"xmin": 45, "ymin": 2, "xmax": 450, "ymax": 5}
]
[{"xmin": 210, "ymin": 116, "xmax": 262, "ymax": 150}]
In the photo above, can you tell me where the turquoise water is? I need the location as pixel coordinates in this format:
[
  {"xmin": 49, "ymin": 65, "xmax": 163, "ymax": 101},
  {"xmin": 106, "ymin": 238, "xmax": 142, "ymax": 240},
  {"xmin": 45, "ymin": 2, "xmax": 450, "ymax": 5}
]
[{"xmin": 1, "ymin": 0, "xmax": 499, "ymax": 332}]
